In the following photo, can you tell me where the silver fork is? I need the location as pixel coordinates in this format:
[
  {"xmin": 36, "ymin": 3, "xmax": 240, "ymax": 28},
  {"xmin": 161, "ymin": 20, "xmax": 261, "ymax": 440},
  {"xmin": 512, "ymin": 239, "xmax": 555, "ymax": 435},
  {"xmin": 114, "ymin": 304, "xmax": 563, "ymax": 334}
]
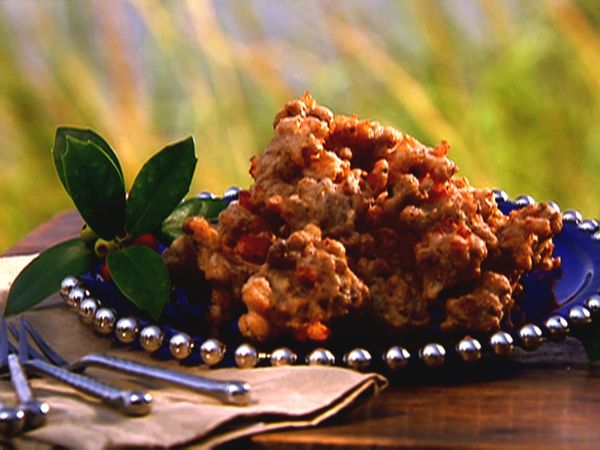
[
  {"xmin": 7, "ymin": 354, "xmax": 50, "ymax": 429},
  {"xmin": 8, "ymin": 318, "xmax": 152, "ymax": 417},
  {"xmin": 22, "ymin": 319, "xmax": 252, "ymax": 406},
  {"xmin": 7, "ymin": 317, "xmax": 50, "ymax": 430},
  {"xmin": 0, "ymin": 317, "xmax": 26, "ymax": 437}
]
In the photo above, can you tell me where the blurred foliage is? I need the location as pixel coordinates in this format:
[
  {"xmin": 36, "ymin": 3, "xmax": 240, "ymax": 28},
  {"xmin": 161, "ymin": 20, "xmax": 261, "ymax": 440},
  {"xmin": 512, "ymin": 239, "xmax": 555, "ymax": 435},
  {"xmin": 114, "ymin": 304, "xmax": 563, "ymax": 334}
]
[{"xmin": 1, "ymin": 0, "xmax": 600, "ymax": 252}]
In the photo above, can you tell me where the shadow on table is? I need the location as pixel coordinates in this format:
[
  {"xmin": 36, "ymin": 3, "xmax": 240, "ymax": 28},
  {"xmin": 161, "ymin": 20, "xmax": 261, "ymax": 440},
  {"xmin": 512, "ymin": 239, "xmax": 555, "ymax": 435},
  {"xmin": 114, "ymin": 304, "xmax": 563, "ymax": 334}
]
[{"xmin": 381, "ymin": 338, "xmax": 590, "ymax": 386}]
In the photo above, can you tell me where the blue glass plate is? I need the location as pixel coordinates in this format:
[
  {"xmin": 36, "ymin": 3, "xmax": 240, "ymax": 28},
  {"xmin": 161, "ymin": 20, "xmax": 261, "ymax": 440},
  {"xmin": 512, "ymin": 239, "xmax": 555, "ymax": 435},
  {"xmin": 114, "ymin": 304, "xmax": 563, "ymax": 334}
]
[
  {"xmin": 498, "ymin": 201, "xmax": 600, "ymax": 323},
  {"xmin": 75, "ymin": 194, "xmax": 600, "ymax": 366}
]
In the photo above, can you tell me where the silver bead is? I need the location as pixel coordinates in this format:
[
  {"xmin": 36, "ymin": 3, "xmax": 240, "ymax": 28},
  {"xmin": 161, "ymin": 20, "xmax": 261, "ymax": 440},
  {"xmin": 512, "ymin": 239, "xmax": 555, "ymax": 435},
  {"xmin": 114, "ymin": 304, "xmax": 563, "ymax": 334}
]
[
  {"xmin": 234, "ymin": 343, "xmax": 259, "ymax": 368},
  {"xmin": 592, "ymin": 231, "xmax": 600, "ymax": 243},
  {"xmin": 579, "ymin": 219, "xmax": 599, "ymax": 232},
  {"xmin": 586, "ymin": 294, "xmax": 600, "ymax": 315},
  {"xmin": 419, "ymin": 343, "xmax": 446, "ymax": 368},
  {"xmin": 0, "ymin": 407, "xmax": 25, "ymax": 437},
  {"xmin": 115, "ymin": 317, "xmax": 140, "ymax": 344},
  {"xmin": 519, "ymin": 324, "xmax": 543, "ymax": 351},
  {"xmin": 343, "ymin": 348, "xmax": 372, "ymax": 370},
  {"xmin": 18, "ymin": 399, "xmax": 50, "ymax": 429},
  {"xmin": 306, "ymin": 348, "xmax": 335, "ymax": 366},
  {"xmin": 492, "ymin": 189, "xmax": 508, "ymax": 203},
  {"xmin": 546, "ymin": 201, "xmax": 561, "ymax": 214},
  {"xmin": 197, "ymin": 191, "xmax": 216, "ymax": 200},
  {"xmin": 562, "ymin": 209, "xmax": 582, "ymax": 224},
  {"xmin": 139, "ymin": 325, "xmax": 164, "ymax": 352},
  {"xmin": 383, "ymin": 346, "xmax": 411, "ymax": 370},
  {"xmin": 78, "ymin": 298, "xmax": 99, "ymax": 325},
  {"xmin": 59, "ymin": 276, "xmax": 80, "ymax": 300},
  {"xmin": 515, "ymin": 194, "xmax": 535, "ymax": 207},
  {"xmin": 489, "ymin": 331, "xmax": 514, "ymax": 356},
  {"xmin": 200, "ymin": 339, "xmax": 226, "ymax": 366},
  {"xmin": 169, "ymin": 333, "xmax": 193, "ymax": 360},
  {"xmin": 66, "ymin": 287, "xmax": 88, "ymax": 309},
  {"xmin": 270, "ymin": 347, "xmax": 297, "ymax": 367},
  {"xmin": 223, "ymin": 186, "xmax": 241, "ymax": 200},
  {"xmin": 121, "ymin": 391, "xmax": 153, "ymax": 417},
  {"xmin": 544, "ymin": 315, "xmax": 569, "ymax": 341},
  {"xmin": 455, "ymin": 337, "xmax": 482, "ymax": 362},
  {"xmin": 93, "ymin": 308, "xmax": 116, "ymax": 335},
  {"xmin": 568, "ymin": 305, "xmax": 592, "ymax": 326}
]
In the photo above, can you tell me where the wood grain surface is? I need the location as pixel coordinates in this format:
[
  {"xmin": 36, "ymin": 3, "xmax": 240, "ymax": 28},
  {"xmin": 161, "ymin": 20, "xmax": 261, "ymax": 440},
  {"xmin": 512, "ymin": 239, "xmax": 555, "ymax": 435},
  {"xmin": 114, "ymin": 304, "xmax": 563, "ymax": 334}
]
[
  {"xmin": 4, "ymin": 211, "xmax": 600, "ymax": 449},
  {"xmin": 4, "ymin": 210, "xmax": 83, "ymax": 256}
]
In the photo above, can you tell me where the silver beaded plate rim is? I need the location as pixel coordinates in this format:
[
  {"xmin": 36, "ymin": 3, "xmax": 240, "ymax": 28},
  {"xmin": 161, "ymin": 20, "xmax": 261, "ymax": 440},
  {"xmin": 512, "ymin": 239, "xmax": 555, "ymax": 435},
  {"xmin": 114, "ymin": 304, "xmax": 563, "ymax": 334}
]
[{"xmin": 58, "ymin": 190, "xmax": 600, "ymax": 371}]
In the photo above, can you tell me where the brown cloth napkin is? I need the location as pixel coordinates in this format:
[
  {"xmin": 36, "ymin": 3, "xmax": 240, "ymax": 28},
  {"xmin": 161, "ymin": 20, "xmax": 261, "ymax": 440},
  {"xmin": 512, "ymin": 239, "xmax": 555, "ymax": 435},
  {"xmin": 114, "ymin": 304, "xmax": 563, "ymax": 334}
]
[{"xmin": 0, "ymin": 255, "xmax": 387, "ymax": 449}]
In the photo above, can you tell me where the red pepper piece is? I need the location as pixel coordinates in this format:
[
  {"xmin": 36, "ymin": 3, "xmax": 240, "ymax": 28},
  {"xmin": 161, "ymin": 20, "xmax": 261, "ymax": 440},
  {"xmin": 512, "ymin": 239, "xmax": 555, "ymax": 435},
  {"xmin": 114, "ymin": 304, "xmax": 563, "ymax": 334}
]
[
  {"xmin": 295, "ymin": 265, "xmax": 318, "ymax": 288},
  {"xmin": 235, "ymin": 235, "xmax": 272, "ymax": 264},
  {"xmin": 100, "ymin": 263, "xmax": 112, "ymax": 282},
  {"xmin": 130, "ymin": 233, "xmax": 159, "ymax": 250}
]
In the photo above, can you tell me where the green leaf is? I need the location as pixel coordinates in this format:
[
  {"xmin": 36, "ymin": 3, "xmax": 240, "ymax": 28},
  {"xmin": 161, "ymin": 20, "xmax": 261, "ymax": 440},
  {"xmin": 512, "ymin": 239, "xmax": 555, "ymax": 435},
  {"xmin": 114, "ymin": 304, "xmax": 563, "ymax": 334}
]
[
  {"xmin": 63, "ymin": 135, "xmax": 126, "ymax": 240},
  {"xmin": 126, "ymin": 136, "xmax": 197, "ymax": 237},
  {"xmin": 160, "ymin": 197, "xmax": 228, "ymax": 244},
  {"xmin": 107, "ymin": 245, "xmax": 171, "ymax": 321},
  {"xmin": 52, "ymin": 127, "xmax": 124, "ymax": 194},
  {"xmin": 5, "ymin": 239, "xmax": 97, "ymax": 316}
]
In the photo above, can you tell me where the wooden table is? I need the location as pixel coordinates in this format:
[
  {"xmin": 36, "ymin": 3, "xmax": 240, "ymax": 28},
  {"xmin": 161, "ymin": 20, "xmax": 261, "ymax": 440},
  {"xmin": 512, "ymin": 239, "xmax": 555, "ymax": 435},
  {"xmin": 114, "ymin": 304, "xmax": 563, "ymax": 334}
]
[{"xmin": 5, "ymin": 211, "xmax": 600, "ymax": 449}]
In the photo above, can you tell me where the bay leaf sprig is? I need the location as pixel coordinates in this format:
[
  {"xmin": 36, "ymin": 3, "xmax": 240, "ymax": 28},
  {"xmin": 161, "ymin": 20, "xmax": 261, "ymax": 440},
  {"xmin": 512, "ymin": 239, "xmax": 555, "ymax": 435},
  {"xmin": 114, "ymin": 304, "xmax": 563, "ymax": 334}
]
[
  {"xmin": 62, "ymin": 135, "xmax": 126, "ymax": 240},
  {"xmin": 5, "ymin": 239, "xmax": 97, "ymax": 316},
  {"xmin": 107, "ymin": 245, "xmax": 171, "ymax": 321},
  {"xmin": 126, "ymin": 136, "xmax": 196, "ymax": 237},
  {"xmin": 5, "ymin": 127, "xmax": 200, "ymax": 319},
  {"xmin": 53, "ymin": 127, "xmax": 124, "ymax": 196}
]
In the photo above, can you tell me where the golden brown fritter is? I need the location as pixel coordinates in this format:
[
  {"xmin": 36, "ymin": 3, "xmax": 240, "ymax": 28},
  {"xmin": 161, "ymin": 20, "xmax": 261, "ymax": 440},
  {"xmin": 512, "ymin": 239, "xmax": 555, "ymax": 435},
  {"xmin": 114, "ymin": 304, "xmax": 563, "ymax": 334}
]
[
  {"xmin": 442, "ymin": 271, "xmax": 513, "ymax": 332},
  {"xmin": 239, "ymin": 224, "xmax": 368, "ymax": 342},
  {"xmin": 166, "ymin": 93, "xmax": 562, "ymax": 343}
]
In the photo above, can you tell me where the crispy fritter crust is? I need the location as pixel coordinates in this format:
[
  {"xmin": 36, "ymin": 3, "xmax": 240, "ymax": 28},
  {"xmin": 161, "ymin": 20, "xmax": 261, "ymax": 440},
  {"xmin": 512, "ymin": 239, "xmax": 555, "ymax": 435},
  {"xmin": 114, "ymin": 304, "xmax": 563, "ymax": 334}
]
[{"xmin": 166, "ymin": 93, "xmax": 562, "ymax": 342}]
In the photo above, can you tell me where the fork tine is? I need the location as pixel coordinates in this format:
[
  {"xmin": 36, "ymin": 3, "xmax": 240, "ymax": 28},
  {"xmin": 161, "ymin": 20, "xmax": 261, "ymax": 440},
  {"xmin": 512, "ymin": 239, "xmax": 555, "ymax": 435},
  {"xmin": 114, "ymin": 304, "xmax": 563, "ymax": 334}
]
[
  {"xmin": 0, "ymin": 316, "xmax": 8, "ymax": 366},
  {"xmin": 18, "ymin": 318, "xmax": 29, "ymax": 364},
  {"xmin": 22, "ymin": 319, "xmax": 68, "ymax": 367},
  {"xmin": 7, "ymin": 323, "xmax": 44, "ymax": 361},
  {"xmin": 7, "ymin": 340, "xmax": 18, "ymax": 355}
]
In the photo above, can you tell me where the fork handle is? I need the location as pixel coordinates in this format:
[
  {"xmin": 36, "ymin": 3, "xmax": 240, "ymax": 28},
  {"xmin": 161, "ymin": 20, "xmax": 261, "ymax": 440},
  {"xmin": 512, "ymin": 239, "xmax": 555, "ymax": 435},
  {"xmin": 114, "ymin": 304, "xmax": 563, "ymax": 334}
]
[
  {"xmin": 8, "ymin": 354, "xmax": 34, "ymax": 402},
  {"xmin": 24, "ymin": 359, "xmax": 152, "ymax": 416},
  {"xmin": 72, "ymin": 353, "xmax": 251, "ymax": 406}
]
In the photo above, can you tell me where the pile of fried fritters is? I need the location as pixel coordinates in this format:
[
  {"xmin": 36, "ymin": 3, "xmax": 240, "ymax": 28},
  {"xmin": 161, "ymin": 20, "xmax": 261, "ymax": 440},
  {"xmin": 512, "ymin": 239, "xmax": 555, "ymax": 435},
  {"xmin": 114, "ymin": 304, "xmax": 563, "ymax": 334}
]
[{"xmin": 165, "ymin": 94, "xmax": 562, "ymax": 343}]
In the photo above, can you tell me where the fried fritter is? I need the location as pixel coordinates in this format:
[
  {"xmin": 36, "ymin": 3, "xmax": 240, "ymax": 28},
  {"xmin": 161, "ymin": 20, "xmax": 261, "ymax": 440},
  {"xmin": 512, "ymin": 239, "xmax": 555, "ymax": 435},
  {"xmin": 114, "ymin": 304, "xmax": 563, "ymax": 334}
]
[{"xmin": 166, "ymin": 93, "xmax": 562, "ymax": 342}]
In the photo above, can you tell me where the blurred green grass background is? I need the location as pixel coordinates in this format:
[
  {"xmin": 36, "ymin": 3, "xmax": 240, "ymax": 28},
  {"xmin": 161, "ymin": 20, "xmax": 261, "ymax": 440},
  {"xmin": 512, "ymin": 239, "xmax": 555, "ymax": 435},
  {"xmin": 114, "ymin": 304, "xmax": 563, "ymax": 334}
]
[{"xmin": 1, "ymin": 0, "xmax": 599, "ymax": 252}]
